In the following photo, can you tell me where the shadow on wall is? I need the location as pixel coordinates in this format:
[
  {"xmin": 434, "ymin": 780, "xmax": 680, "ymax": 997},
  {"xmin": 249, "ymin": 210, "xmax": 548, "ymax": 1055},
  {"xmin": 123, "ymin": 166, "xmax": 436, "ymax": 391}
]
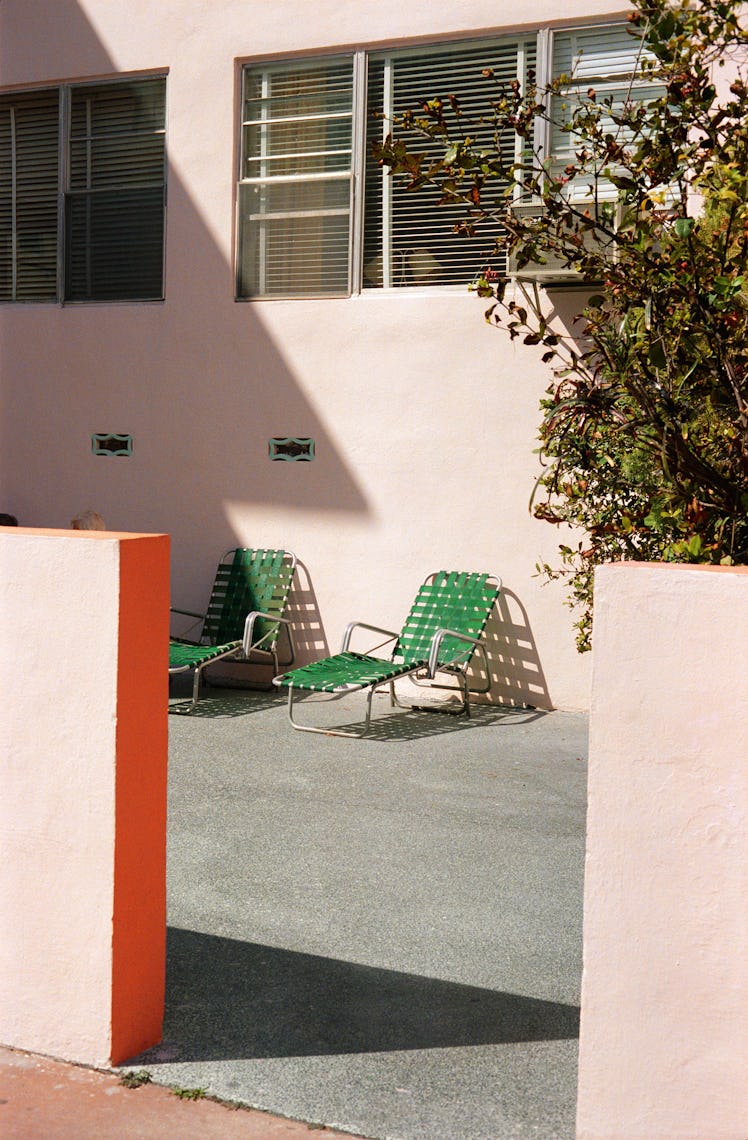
[
  {"xmin": 130, "ymin": 926, "xmax": 580, "ymax": 1064},
  {"xmin": 209, "ymin": 576, "xmax": 553, "ymax": 701},
  {"xmin": 0, "ymin": 0, "xmax": 370, "ymax": 606},
  {"xmin": 466, "ymin": 589, "xmax": 553, "ymax": 711},
  {"xmin": 0, "ymin": 2, "xmax": 564, "ymax": 701}
]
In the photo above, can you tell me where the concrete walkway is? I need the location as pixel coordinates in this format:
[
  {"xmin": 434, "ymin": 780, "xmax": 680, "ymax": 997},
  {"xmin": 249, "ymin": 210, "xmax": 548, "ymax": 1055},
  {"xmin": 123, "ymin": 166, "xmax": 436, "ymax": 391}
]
[
  {"xmin": 0, "ymin": 1044, "xmax": 363, "ymax": 1138},
  {"xmin": 2, "ymin": 685, "xmax": 587, "ymax": 1139},
  {"xmin": 123, "ymin": 683, "xmax": 588, "ymax": 1140}
]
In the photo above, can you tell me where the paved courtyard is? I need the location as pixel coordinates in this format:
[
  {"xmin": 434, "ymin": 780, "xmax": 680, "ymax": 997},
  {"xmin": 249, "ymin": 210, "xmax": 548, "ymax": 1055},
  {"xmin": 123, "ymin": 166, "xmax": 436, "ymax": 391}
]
[{"xmin": 129, "ymin": 684, "xmax": 588, "ymax": 1139}]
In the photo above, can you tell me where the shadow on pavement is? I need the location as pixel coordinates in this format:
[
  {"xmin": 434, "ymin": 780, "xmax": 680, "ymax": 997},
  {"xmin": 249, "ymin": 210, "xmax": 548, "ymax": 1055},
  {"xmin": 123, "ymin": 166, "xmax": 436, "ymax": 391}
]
[
  {"xmin": 132, "ymin": 927, "xmax": 580, "ymax": 1064},
  {"xmin": 168, "ymin": 689, "xmax": 286, "ymax": 718},
  {"xmin": 169, "ymin": 683, "xmax": 546, "ymax": 737}
]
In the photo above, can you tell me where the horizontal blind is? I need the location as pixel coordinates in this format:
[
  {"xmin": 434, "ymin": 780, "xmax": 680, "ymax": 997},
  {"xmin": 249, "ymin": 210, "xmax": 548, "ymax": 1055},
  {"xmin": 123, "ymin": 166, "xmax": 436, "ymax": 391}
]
[
  {"xmin": 551, "ymin": 25, "xmax": 663, "ymax": 202},
  {"xmin": 364, "ymin": 38, "xmax": 535, "ymax": 288},
  {"xmin": 65, "ymin": 77, "xmax": 166, "ymax": 301},
  {"xmin": 238, "ymin": 57, "xmax": 354, "ymax": 297},
  {"xmin": 0, "ymin": 88, "xmax": 59, "ymax": 301}
]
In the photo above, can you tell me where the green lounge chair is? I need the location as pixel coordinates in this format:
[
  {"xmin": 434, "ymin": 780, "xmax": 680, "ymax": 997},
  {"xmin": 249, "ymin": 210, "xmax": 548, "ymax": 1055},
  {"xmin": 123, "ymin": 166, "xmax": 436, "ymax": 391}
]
[
  {"xmin": 274, "ymin": 570, "xmax": 500, "ymax": 736},
  {"xmin": 169, "ymin": 547, "xmax": 297, "ymax": 710}
]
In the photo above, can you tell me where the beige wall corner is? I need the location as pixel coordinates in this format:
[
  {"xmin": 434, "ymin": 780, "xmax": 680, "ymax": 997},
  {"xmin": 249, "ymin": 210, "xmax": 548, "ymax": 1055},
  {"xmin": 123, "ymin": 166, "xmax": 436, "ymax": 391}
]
[{"xmin": 577, "ymin": 562, "xmax": 748, "ymax": 1140}]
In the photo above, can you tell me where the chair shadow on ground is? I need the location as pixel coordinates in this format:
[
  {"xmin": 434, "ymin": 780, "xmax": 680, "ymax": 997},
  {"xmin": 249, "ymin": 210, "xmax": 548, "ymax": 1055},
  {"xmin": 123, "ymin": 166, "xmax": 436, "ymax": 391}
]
[
  {"xmin": 130, "ymin": 928, "xmax": 580, "ymax": 1065},
  {"xmin": 284, "ymin": 697, "xmax": 544, "ymax": 741},
  {"xmin": 168, "ymin": 685, "xmax": 286, "ymax": 718},
  {"xmin": 169, "ymin": 679, "xmax": 545, "ymax": 736}
]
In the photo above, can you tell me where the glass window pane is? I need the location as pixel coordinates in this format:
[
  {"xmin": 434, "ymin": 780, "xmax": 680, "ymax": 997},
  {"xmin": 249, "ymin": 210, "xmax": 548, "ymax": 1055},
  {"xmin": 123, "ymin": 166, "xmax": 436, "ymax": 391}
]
[
  {"xmin": 364, "ymin": 39, "xmax": 535, "ymax": 289},
  {"xmin": 65, "ymin": 77, "xmax": 165, "ymax": 301},
  {"xmin": 243, "ymin": 61, "xmax": 353, "ymax": 125},
  {"xmin": 551, "ymin": 25, "xmax": 663, "ymax": 202},
  {"xmin": 243, "ymin": 117, "xmax": 352, "ymax": 177},
  {"xmin": 237, "ymin": 179, "xmax": 350, "ymax": 297},
  {"xmin": 239, "ymin": 57, "xmax": 354, "ymax": 298},
  {"xmin": 70, "ymin": 78, "xmax": 166, "ymax": 138},
  {"xmin": 64, "ymin": 185, "xmax": 164, "ymax": 301},
  {"xmin": 0, "ymin": 88, "xmax": 59, "ymax": 302},
  {"xmin": 69, "ymin": 134, "xmax": 165, "ymax": 189}
]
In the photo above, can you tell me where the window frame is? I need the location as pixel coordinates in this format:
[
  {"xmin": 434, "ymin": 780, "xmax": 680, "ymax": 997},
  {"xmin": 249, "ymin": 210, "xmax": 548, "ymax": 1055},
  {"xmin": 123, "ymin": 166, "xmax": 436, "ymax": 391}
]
[
  {"xmin": 235, "ymin": 21, "xmax": 660, "ymax": 300},
  {"xmin": 236, "ymin": 54, "xmax": 358, "ymax": 300},
  {"xmin": 363, "ymin": 35, "xmax": 536, "ymax": 291},
  {"xmin": 0, "ymin": 72, "xmax": 167, "ymax": 305}
]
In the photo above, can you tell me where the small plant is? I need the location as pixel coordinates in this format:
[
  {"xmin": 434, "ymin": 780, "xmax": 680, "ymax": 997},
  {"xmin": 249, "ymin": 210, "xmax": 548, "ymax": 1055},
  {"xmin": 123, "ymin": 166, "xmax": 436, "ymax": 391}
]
[
  {"xmin": 118, "ymin": 1069, "xmax": 152, "ymax": 1089},
  {"xmin": 173, "ymin": 1085, "xmax": 208, "ymax": 1100}
]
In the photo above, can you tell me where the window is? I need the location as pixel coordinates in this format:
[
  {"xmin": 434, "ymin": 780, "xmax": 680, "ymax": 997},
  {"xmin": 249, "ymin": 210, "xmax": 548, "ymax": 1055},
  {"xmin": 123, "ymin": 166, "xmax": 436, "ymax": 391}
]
[
  {"xmin": 238, "ymin": 24, "xmax": 659, "ymax": 298},
  {"xmin": 549, "ymin": 26, "xmax": 662, "ymax": 203},
  {"xmin": 364, "ymin": 40, "xmax": 534, "ymax": 289},
  {"xmin": 237, "ymin": 39, "xmax": 532, "ymax": 298},
  {"xmin": 0, "ymin": 88, "xmax": 59, "ymax": 301},
  {"xmin": 0, "ymin": 75, "xmax": 166, "ymax": 303},
  {"xmin": 238, "ymin": 58, "xmax": 354, "ymax": 298}
]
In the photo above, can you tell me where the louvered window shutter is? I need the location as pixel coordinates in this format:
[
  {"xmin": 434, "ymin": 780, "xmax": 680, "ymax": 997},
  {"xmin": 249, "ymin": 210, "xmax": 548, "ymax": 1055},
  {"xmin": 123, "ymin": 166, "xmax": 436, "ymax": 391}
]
[
  {"xmin": 237, "ymin": 58, "xmax": 355, "ymax": 298},
  {"xmin": 64, "ymin": 76, "xmax": 166, "ymax": 301},
  {"xmin": 0, "ymin": 88, "xmax": 59, "ymax": 302},
  {"xmin": 364, "ymin": 38, "xmax": 535, "ymax": 288}
]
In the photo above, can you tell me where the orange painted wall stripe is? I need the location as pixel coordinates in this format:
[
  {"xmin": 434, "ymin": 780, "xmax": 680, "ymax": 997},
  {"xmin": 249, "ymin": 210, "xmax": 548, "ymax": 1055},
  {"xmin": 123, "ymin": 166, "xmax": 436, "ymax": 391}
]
[{"xmin": 111, "ymin": 534, "xmax": 170, "ymax": 1064}]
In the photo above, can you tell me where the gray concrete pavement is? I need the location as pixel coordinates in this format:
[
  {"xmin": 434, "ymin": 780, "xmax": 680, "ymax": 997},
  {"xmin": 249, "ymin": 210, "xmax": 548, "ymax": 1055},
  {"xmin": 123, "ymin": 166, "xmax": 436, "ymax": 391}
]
[{"xmin": 128, "ymin": 683, "xmax": 588, "ymax": 1139}]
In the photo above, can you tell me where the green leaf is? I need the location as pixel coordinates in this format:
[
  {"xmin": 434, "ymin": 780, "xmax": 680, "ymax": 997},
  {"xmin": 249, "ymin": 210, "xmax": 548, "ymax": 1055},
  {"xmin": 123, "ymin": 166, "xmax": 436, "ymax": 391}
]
[
  {"xmin": 673, "ymin": 217, "xmax": 694, "ymax": 238},
  {"xmin": 648, "ymin": 339, "xmax": 667, "ymax": 369}
]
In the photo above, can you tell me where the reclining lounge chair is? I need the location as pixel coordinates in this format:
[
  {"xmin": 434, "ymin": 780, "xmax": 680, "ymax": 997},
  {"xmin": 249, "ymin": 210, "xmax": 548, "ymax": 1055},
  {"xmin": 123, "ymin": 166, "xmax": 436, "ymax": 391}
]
[
  {"xmin": 274, "ymin": 569, "xmax": 500, "ymax": 737},
  {"xmin": 169, "ymin": 547, "xmax": 297, "ymax": 710}
]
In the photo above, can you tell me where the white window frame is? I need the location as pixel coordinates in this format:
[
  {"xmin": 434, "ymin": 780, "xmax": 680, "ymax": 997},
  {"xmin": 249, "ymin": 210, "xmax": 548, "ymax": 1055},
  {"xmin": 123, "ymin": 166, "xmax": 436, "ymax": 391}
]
[
  {"xmin": 236, "ymin": 55, "xmax": 358, "ymax": 299},
  {"xmin": 236, "ymin": 21, "xmax": 659, "ymax": 299}
]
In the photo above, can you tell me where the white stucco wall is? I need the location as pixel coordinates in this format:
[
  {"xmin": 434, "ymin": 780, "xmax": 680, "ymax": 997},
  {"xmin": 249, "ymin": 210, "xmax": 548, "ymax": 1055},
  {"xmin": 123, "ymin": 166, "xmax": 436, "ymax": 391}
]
[
  {"xmin": 0, "ymin": 0, "xmax": 644, "ymax": 710},
  {"xmin": 0, "ymin": 527, "xmax": 169, "ymax": 1067},
  {"xmin": 578, "ymin": 563, "xmax": 748, "ymax": 1139},
  {"xmin": 0, "ymin": 530, "xmax": 120, "ymax": 1064}
]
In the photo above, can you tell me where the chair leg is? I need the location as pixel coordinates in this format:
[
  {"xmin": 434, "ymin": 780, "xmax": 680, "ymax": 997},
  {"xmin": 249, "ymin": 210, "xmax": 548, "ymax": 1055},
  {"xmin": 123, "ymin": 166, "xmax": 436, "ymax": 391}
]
[
  {"xmin": 393, "ymin": 667, "xmax": 475, "ymax": 717},
  {"xmin": 191, "ymin": 665, "xmax": 203, "ymax": 710},
  {"xmin": 287, "ymin": 685, "xmax": 375, "ymax": 738},
  {"xmin": 458, "ymin": 670, "xmax": 470, "ymax": 717}
]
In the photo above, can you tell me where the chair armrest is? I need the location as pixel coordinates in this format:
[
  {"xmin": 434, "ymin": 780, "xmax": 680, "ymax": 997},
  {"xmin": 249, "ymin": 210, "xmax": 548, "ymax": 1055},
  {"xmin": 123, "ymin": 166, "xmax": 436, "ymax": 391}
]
[
  {"xmin": 243, "ymin": 610, "xmax": 292, "ymax": 654},
  {"xmin": 341, "ymin": 621, "xmax": 399, "ymax": 654},
  {"xmin": 427, "ymin": 628, "xmax": 480, "ymax": 679}
]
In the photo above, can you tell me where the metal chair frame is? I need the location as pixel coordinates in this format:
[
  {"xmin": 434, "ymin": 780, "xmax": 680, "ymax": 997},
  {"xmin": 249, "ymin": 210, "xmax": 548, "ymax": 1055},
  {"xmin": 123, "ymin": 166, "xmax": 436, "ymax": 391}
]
[
  {"xmin": 169, "ymin": 547, "xmax": 297, "ymax": 711},
  {"xmin": 278, "ymin": 571, "xmax": 500, "ymax": 738}
]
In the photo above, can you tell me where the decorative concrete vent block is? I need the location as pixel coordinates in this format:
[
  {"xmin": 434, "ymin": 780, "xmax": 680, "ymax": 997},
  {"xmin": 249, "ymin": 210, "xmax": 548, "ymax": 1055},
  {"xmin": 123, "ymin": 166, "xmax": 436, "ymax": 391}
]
[
  {"xmin": 269, "ymin": 437, "xmax": 315, "ymax": 462},
  {"xmin": 92, "ymin": 433, "xmax": 133, "ymax": 456}
]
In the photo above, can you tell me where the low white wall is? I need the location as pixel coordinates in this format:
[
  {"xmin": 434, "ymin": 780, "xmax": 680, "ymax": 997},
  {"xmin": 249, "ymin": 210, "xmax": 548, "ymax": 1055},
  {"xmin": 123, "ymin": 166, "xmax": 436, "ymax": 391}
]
[
  {"xmin": 577, "ymin": 562, "xmax": 748, "ymax": 1139},
  {"xmin": 0, "ymin": 528, "xmax": 168, "ymax": 1067}
]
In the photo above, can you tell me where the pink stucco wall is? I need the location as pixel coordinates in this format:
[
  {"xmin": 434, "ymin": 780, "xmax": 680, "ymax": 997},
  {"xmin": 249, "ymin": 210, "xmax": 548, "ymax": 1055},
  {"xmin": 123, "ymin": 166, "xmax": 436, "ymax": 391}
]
[
  {"xmin": 0, "ymin": 529, "xmax": 169, "ymax": 1067},
  {"xmin": 0, "ymin": 0, "xmax": 623, "ymax": 710},
  {"xmin": 577, "ymin": 562, "xmax": 748, "ymax": 1139},
  {"xmin": 8, "ymin": 2, "xmax": 735, "ymax": 711}
]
